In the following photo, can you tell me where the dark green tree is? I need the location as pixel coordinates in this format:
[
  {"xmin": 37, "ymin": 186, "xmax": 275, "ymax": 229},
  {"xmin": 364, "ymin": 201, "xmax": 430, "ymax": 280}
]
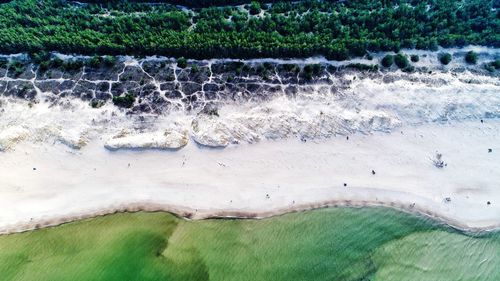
[
  {"xmin": 439, "ymin": 53, "xmax": 452, "ymax": 65},
  {"xmin": 177, "ymin": 57, "xmax": 188, "ymax": 68},
  {"xmin": 394, "ymin": 53, "xmax": 410, "ymax": 69},
  {"xmin": 465, "ymin": 51, "xmax": 478, "ymax": 64},
  {"xmin": 381, "ymin": 55, "xmax": 394, "ymax": 68}
]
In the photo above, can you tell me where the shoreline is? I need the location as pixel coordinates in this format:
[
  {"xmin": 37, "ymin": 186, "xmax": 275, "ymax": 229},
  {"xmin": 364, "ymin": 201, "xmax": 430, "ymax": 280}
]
[{"xmin": 1, "ymin": 198, "xmax": 499, "ymax": 235}]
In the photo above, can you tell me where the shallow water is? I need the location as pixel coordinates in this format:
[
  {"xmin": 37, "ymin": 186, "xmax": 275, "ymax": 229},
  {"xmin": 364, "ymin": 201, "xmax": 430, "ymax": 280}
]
[{"xmin": 0, "ymin": 207, "xmax": 498, "ymax": 281}]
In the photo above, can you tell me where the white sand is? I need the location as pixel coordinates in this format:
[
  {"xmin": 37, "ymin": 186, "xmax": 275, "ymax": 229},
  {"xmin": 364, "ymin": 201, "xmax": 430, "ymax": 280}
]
[{"xmin": 0, "ymin": 120, "xmax": 499, "ymax": 233}]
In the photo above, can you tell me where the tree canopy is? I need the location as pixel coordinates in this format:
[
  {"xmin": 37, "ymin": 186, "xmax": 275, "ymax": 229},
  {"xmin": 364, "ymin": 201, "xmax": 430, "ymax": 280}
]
[{"xmin": 0, "ymin": 0, "xmax": 497, "ymax": 59}]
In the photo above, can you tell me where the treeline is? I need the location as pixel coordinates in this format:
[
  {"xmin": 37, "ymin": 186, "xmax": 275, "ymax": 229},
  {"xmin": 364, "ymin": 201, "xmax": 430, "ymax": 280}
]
[
  {"xmin": 0, "ymin": 0, "xmax": 498, "ymax": 59},
  {"xmin": 70, "ymin": 0, "xmax": 284, "ymax": 8}
]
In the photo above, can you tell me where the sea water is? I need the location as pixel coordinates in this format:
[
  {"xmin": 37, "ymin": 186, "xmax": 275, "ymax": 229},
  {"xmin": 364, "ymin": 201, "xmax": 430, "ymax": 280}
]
[{"xmin": 0, "ymin": 208, "xmax": 498, "ymax": 281}]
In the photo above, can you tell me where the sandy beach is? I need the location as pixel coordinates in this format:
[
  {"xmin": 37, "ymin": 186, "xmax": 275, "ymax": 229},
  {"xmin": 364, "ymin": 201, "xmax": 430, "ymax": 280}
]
[{"xmin": 1, "ymin": 119, "xmax": 499, "ymax": 233}]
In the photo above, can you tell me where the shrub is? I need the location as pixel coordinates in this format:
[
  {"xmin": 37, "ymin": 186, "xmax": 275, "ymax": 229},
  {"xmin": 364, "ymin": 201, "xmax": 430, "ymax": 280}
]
[
  {"xmin": 283, "ymin": 63, "xmax": 299, "ymax": 73},
  {"xmin": 484, "ymin": 60, "xmax": 500, "ymax": 72},
  {"xmin": 49, "ymin": 58, "xmax": 64, "ymax": 68},
  {"xmin": 439, "ymin": 53, "xmax": 452, "ymax": 65},
  {"xmin": 103, "ymin": 56, "xmax": 117, "ymax": 67},
  {"xmin": 260, "ymin": 70, "xmax": 269, "ymax": 80},
  {"xmin": 304, "ymin": 64, "xmax": 321, "ymax": 74},
  {"xmin": 410, "ymin": 55, "xmax": 419, "ymax": 62},
  {"xmin": 394, "ymin": 53, "xmax": 409, "ymax": 69},
  {"xmin": 62, "ymin": 60, "xmax": 84, "ymax": 71},
  {"xmin": 256, "ymin": 64, "xmax": 265, "ymax": 74},
  {"xmin": 491, "ymin": 60, "xmax": 500, "ymax": 69},
  {"xmin": 381, "ymin": 55, "xmax": 394, "ymax": 67},
  {"xmin": 177, "ymin": 57, "xmax": 187, "ymax": 68},
  {"xmin": 402, "ymin": 65, "xmax": 415, "ymax": 72},
  {"xmin": 90, "ymin": 99, "xmax": 103, "ymax": 108},
  {"xmin": 484, "ymin": 63, "xmax": 495, "ymax": 72},
  {"xmin": 13, "ymin": 67, "xmax": 24, "ymax": 77},
  {"xmin": 191, "ymin": 64, "xmax": 198, "ymax": 73},
  {"xmin": 248, "ymin": 1, "xmax": 261, "ymax": 15},
  {"xmin": 346, "ymin": 63, "xmax": 379, "ymax": 71},
  {"xmin": 303, "ymin": 64, "xmax": 312, "ymax": 74},
  {"xmin": 235, "ymin": 67, "xmax": 242, "ymax": 75},
  {"xmin": 312, "ymin": 64, "xmax": 321, "ymax": 74},
  {"xmin": 8, "ymin": 61, "xmax": 24, "ymax": 77},
  {"xmin": 38, "ymin": 61, "xmax": 49, "ymax": 71},
  {"xmin": 112, "ymin": 94, "xmax": 135, "ymax": 108},
  {"xmin": 89, "ymin": 55, "xmax": 102, "ymax": 68},
  {"xmin": 29, "ymin": 51, "xmax": 51, "ymax": 65},
  {"xmin": 465, "ymin": 51, "xmax": 478, "ymax": 64},
  {"xmin": 263, "ymin": 61, "xmax": 273, "ymax": 70},
  {"xmin": 226, "ymin": 61, "xmax": 244, "ymax": 72},
  {"xmin": 0, "ymin": 58, "xmax": 8, "ymax": 68}
]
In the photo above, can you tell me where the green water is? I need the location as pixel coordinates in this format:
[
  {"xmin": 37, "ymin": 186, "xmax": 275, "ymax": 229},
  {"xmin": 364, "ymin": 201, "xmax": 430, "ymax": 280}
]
[{"xmin": 0, "ymin": 208, "xmax": 498, "ymax": 281}]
